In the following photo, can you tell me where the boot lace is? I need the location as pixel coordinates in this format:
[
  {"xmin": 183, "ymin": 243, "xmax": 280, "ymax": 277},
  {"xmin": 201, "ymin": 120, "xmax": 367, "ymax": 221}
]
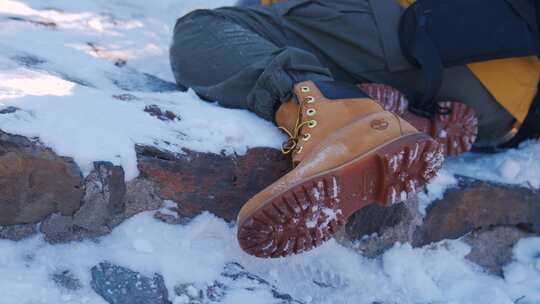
[{"xmin": 278, "ymin": 100, "xmax": 316, "ymax": 155}]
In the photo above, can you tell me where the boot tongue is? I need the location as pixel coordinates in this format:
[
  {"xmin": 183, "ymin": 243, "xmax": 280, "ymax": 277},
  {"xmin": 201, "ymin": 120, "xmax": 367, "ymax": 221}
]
[{"xmin": 275, "ymin": 99, "xmax": 299, "ymax": 132}]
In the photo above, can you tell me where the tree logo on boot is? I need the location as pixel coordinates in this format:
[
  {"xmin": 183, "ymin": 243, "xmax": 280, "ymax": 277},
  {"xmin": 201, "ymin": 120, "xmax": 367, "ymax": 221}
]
[{"xmin": 370, "ymin": 118, "xmax": 389, "ymax": 131}]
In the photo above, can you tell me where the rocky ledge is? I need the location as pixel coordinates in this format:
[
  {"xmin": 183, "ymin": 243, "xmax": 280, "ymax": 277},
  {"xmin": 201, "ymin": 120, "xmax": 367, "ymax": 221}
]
[{"xmin": 1, "ymin": 129, "xmax": 539, "ymax": 280}]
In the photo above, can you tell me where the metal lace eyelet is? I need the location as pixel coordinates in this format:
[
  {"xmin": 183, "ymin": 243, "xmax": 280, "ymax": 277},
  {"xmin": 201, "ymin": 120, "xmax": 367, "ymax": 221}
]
[
  {"xmin": 308, "ymin": 120, "xmax": 318, "ymax": 128},
  {"xmin": 302, "ymin": 133, "xmax": 312, "ymax": 141},
  {"xmin": 300, "ymin": 86, "xmax": 311, "ymax": 93},
  {"xmin": 306, "ymin": 108, "xmax": 317, "ymax": 116},
  {"xmin": 305, "ymin": 96, "xmax": 315, "ymax": 104}
]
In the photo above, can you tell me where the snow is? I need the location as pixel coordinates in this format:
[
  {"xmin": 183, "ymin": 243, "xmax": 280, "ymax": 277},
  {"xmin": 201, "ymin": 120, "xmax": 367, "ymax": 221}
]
[
  {"xmin": 2, "ymin": 211, "xmax": 540, "ymax": 304},
  {"xmin": 1, "ymin": 0, "xmax": 540, "ymax": 303},
  {"xmin": 0, "ymin": 0, "xmax": 284, "ymax": 180},
  {"xmin": 444, "ymin": 141, "xmax": 540, "ymax": 188}
]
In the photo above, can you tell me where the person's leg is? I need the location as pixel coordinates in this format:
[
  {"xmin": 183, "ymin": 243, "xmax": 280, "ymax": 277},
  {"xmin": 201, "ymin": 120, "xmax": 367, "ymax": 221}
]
[
  {"xmin": 170, "ymin": 9, "xmax": 332, "ymax": 121},
  {"xmin": 171, "ymin": 4, "xmax": 447, "ymax": 259},
  {"xmin": 256, "ymin": 0, "xmax": 513, "ymax": 144}
]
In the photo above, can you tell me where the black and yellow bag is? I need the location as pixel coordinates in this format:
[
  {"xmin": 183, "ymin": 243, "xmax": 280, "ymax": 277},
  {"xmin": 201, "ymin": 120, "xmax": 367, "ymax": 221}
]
[{"xmin": 399, "ymin": 0, "xmax": 540, "ymax": 145}]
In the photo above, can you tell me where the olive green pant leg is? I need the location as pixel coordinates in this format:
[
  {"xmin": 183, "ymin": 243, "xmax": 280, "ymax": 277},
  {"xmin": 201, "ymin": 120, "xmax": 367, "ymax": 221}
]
[{"xmin": 172, "ymin": 1, "xmax": 515, "ymax": 141}]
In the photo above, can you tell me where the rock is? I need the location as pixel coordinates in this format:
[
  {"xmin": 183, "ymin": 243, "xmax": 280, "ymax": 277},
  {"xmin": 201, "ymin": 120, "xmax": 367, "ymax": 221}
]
[
  {"xmin": 52, "ymin": 269, "xmax": 83, "ymax": 291},
  {"xmin": 91, "ymin": 262, "xmax": 170, "ymax": 304},
  {"xmin": 341, "ymin": 199, "xmax": 422, "ymax": 258},
  {"xmin": 173, "ymin": 263, "xmax": 303, "ymax": 304},
  {"xmin": 6, "ymin": 16, "xmax": 57, "ymax": 28},
  {"xmin": 205, "ymin": 281, "xmax": 227, "ymax": 303},
  {"xmin": 0, "ymin": 106, "xmax": 20, "ymax": 114},
  {"xmin": 144, "ymin": 105, "xmax": 180, "ymax": 121},
  {"xmin": 41, "ymin": 167, "xmax": 163, "ymax": 243},
  {"xmin": 464, "ymin": 226, "xmax": 532, "ymax": 275},
  {"xmin": 73, "ymin": 162, "xmax": 126, "ymax": 233},
  {"xmin": 174, "ymin": 284, "xmax": 203, "ymax": 304},
  {"xmin": 0, "ymin": 131, "xmax": 83, "ymax": 225},
  {"xmin": 10, "ymin": 55, "xmax": 46, "ymax": 68},
  {"xmin": 339, "ymin": 176, "xmax": 540, "ymax": 275},
  {"xmin": 220, "ymin": 263, "xmax": 303, "ymax": 303},
  {"xmin": 0, "ymin": 223, "xmax": 37, "ymax": 241},
  {"xmin": 112, "ymin": 93, "xmax": 140, "ymax": 101},
  {"xmin": 40, "ymin": 213, "xmax": 80, "ymax": 243},
  {"xmin": 137, "ymin": 146, "xmax": 290, "ymax": 222},
  {"xmin": 418, "ymin": 177, "xmax": 540, "ymax": 245},
  {"xmin": 113, "ymin": 178, "xmax": 163, "ymax": 224}
]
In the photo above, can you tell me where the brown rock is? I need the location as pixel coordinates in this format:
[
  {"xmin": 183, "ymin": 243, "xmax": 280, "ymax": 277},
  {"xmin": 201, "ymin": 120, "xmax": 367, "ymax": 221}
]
[
  {"xmin": 418, "ymin": 177, "xmax": 540, "ymax": 245},
  {"xmin": 137, "ymin": 146, "xmax": 290, "ymax": 222},
  {"xmin": 0, "ymin": 131, "xmax": 83, "ymax": 225}
]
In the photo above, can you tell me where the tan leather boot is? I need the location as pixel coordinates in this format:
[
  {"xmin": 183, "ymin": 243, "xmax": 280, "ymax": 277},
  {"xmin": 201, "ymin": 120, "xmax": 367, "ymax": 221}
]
[{"xmin": 237, "ymin": 81, "xmax": 444, "ymax": 258}]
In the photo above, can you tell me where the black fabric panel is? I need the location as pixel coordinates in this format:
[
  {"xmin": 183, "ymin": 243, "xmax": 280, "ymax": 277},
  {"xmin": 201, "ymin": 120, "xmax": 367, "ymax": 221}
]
[
  {"xmin": 401, "ymin": 0, "xmax": 539, "ymax": 67},
  {"xmin": 508, "ymin": 0, "xmax": 538, "ymax": 33},
  {"xmin": 398, "ymin": 0, "xmax": 540, "ymax": 117},
  {"xmin": 313, "ymin": 81, "xmax": 370, "ymax": 100}
]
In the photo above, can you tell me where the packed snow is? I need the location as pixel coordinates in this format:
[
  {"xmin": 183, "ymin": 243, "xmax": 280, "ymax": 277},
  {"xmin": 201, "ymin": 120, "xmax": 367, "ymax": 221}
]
[
  {"xmin": 2, "ymin": 211, "xmax": 540, "ymax": 304},
  {"xmin": 0, "ymin": 0, "xmax": 283, "ymax": 180},
  {"xmin": 1, "ymin": 0, "xmax": 540, "ymax": 304}
]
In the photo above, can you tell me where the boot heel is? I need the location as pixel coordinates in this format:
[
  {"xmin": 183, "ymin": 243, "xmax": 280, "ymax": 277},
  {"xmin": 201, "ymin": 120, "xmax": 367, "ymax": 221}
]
[
  {"xmin": 359, "ymin": 83, "xmax": 478, "ymax": 156},
  {"xmin": 376, "ymin": 133, "xmax": 444, "ymax": 206}
]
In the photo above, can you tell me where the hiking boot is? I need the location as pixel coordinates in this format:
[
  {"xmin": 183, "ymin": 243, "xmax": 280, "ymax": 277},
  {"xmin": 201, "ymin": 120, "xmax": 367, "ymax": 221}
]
[
  {"xmin": 237, "ymin": 81, "xmax": 444, "ymax": 258},
  {"xmin": 358, "ymin": 83, "xmax": 478, "ymax": 156}
]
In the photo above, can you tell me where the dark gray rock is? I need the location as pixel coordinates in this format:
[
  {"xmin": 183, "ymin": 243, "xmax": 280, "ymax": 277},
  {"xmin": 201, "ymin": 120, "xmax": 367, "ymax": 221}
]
[
  {"xmin": 418, "ymin": 177, "xmax": 540, "ymax": 245},
  {"xmin": 0, "ymin": 106, "xmax": 20, "ymax": 114},
  {"xmin": 73, "ymin": 162, "xmax": 126, "ymax": 233},
  {"xmin": 338, "ymin": 176, "xmax": 540, "ymax": 275},
  {"xmin": 0, "ymin": 223, "xmax": 37, "ymax": 241},
  {"xmin": 0, "ymin": 131, "xmax": 83, "ymax": 225},
  {"xmin": 464, "ymin": 226, "xmax": 532, "ymax": 275},
  {"xmin": 220, "ymin": 263, "xmax": 303, "ymax": 304},
  {"xmin": 52, "ymin": 269, "xmax": 83, "ymax": 291},
  {"xmin": 174, "ymin": 283, "xmax": 203, "ymax": 303},
  {"xmin": 175, "ymin": 263, "xmax": 303, "ymax": 304},
  {"xmin": 339, "ymin": 199, "xmax": 422, "ymax": 258},
  {"xmin": 91, "ymin": 262, "xmax": 170, "ymax": 304},
  {"xmin": 110, "ymin": 178, "xmax": 162, "ymax": 226},
  {"xmin": 40, "ymin": 165, "xmax": 163, "ymax": 243}
]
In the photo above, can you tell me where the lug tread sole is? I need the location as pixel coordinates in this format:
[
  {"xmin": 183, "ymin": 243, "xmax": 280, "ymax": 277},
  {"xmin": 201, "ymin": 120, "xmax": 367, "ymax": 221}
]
[{"xmin": 238, "ymin": 133, "xmax": 444, "ymax": 258}]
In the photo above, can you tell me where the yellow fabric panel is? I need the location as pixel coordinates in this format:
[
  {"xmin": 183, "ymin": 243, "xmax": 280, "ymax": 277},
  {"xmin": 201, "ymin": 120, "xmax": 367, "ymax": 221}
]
[
  {"xmin": 260, "ymin": 0, "xmax": 285, "ymax": 5},
  {"xmin": 396, "ymin": 0, "xmax": 539, "ymax": 122},
  {"xmin": 397, "ymin": 0, "xmax": 416, "ymax": 7},
  {"xmin": 469, "ymin": 58, "xmax": 540, "ymax": 122}
]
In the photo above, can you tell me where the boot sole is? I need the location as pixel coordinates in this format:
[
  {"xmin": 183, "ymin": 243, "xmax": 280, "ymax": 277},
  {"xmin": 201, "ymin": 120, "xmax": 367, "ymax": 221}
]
[
  {"xmin": 358, "ymin": 83, "xmax": 478, "ymax": 156},
  {"xmin": 237, "ymin": 133, "xmax": 444, "ymax": 258}
]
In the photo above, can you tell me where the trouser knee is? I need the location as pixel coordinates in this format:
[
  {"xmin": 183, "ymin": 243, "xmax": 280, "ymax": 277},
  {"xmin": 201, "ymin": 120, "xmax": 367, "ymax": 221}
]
[{"xmin": 170, "ymin": 10, "xmax": 225, "ymax": 88}]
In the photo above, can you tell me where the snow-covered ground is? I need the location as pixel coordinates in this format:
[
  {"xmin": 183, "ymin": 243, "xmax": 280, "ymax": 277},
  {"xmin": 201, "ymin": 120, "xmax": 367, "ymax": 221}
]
[{"xmin": 1, "ymin": 0, "xmax": 540, "ymax": 303}]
